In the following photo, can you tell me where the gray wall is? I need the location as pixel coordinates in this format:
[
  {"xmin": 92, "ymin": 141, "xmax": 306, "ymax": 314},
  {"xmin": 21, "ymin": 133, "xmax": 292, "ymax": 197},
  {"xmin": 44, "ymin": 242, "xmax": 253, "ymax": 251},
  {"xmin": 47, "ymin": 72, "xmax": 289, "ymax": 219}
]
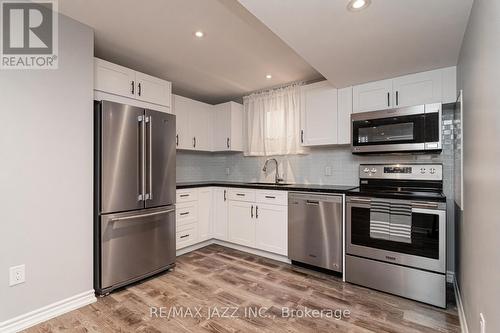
[
  {"xmin": 177, "ymin": 109, "xmax": 456, "ymax": 272},
  {"xmin": 456, "ymin": 0, "xmax": 500, "ymax": 332},
  {"xmin": 0, "ymin": 15, "xmax": 94, "ymax": 322}
]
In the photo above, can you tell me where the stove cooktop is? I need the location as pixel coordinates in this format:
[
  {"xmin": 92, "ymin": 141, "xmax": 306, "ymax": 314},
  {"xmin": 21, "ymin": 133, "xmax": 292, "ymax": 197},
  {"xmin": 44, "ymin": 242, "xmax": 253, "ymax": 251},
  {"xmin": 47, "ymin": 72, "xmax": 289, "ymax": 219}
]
[{"xmin": 347, "ymin": 187, "xmax": 446, "ymax": 202}]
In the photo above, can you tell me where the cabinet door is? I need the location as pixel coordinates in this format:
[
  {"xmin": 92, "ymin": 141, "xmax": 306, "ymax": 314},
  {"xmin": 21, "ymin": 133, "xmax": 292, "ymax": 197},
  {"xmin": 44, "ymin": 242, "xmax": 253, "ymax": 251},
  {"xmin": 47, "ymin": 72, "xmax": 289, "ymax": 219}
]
[
  {"xmin": 392, "ymin": 69, "xmax": 442, "ymax": 108},
  {"xmin": 212, "ymin": 103, "xmax": 231, "ymax": 151},
  {"xmin": 301, "ymin": 81, "xmax": 338, "ymax": 146},
  {"xmin": 337, "ymin": 86, "xmax": 352, "ymax": 145},
  {"xmin": 94, "ymin": 58, "xmax": 136, "ymax": 98},
  {"xmin": 228, "ymin": 201, "xmax": 255, "ymax": 247},
  {"xmin": 189, "ymin": 101, "xmax": 212, "ymax": 151},
  {"xmin": 197, "ymin": 188, "xmax": 212, "ymax": 241},
  {"xmin": 353, "ymin": 79, "xmax": 393, "ymax": 113},
  {"xmin": 255, "ymin": 204, "xmax": 287, "ymax": 255},
  {"xmin": 172, "ymin": 95, "xmax": 192, "ymax": 150},
  {"xmin": 135, "ymin": 71, "xmax": 172, "ymax": 107},
  {"xmin": 229, "ymin": 102, "xmax": 244, "ymax": 151},
  {"xmin": 213, "ymin": 188, "xmax": 228, "ymax": 240}
]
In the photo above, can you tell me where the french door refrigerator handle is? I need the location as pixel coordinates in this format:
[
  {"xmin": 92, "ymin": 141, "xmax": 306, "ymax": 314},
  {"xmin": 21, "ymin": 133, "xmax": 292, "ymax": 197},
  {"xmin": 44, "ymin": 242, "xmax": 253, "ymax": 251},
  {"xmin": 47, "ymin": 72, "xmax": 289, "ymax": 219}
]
[
  {"xmin": 147, "ymin": 115, "xmax": 153, "ymax": 200},
  {"xmin": 110, "ymin": 208, "xmax": 175, "ymax": 222},
  {"xmin": 138, "ymin": 115, "xmax": 146, "ymax": 201}
]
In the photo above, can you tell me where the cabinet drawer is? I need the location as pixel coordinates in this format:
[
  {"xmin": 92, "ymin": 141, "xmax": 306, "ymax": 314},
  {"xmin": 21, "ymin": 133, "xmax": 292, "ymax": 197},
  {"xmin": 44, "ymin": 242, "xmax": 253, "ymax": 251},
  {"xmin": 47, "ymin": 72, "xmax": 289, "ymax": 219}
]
[
  {"xmin": 176, "ymin": 223, "xmax": 197, "ymax": 250},
  {"xmin": 227, "ymin": 188, "xmax": 256, "ymax": 202},
  {"xmin": 255, "ymin": 190, "xmax": 288, "ymax": 206},
  {"xmin": 176, "ymin": 189, "xmax": 198, "ymax": 203},
  {"xmin": 176, "ymin": 202, "xmax": 197, "ymax": 226}
]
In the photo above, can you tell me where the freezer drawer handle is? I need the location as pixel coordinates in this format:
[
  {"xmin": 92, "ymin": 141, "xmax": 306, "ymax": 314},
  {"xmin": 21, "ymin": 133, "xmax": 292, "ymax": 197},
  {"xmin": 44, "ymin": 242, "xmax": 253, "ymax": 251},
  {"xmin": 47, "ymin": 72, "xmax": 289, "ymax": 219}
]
[{"xmin": 110, "ymin": 209, "xmax": 175, "ymax": 222}]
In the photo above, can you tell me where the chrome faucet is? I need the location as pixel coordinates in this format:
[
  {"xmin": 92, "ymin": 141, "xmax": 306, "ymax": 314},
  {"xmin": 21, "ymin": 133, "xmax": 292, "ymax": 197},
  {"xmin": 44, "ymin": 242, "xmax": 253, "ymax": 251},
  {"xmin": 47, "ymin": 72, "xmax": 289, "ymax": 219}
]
[{"xmin": 262, "ymin": 158, "xmax": 284, "ymax": 184}]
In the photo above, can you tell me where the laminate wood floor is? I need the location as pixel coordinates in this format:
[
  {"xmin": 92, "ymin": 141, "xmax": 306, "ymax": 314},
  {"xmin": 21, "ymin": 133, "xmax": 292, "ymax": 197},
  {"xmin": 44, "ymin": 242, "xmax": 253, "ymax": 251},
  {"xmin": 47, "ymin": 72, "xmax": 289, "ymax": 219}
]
[{"xmin": 24, "ymin": 244, "xmax": 460, "ymax": 333}]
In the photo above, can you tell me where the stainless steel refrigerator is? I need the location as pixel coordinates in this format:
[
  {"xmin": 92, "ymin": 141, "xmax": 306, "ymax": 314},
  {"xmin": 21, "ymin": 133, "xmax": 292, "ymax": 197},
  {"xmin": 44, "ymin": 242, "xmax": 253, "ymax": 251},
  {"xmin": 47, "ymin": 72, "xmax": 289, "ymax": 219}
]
[{"xmin": 94, "ymin": 100, "xmax": 176, "ymax": 295}]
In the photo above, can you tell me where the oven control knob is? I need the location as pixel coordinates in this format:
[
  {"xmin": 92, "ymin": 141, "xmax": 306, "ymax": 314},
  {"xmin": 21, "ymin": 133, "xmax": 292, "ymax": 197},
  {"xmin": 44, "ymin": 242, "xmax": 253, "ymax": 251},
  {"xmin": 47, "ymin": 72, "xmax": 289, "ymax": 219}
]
[
  {"xmin": 363, "ymin": 168, "xmax": 370, "ymax": 173},
  {"xmin": 430, "ymin": 168, "xmax": 436, "ymax": 174},
  {"xmin": 370, "ymin": 168, "xmax": 377, "ymax": 173},
  {"xmin": 420, "ymin": 168, "xmax": 426, "ymax": 174}
]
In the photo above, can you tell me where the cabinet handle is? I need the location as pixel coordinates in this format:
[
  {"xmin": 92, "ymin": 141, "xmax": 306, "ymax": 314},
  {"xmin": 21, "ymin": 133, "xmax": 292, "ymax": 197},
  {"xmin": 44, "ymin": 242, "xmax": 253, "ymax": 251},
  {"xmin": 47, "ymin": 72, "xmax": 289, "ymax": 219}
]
[
  {"xmin": 131, "ymin": 81, "xmax": 135, "ymax": 95},
  {"xmin": 179, "ymin": 194, "xmax": 189, "ymax": 198},
  {"xmin": 387, "ymin": 92, "xmax": 390, "ymax": 107},
  {"xmin": 256, "ymin": 206, "xmax": 259, "ymax": 219},
  {"xmin": 396, "ymin": 91, "xmax": 399, "ymax": 106},
  {"xmin": 223, "ymin": 190, "xmax": 226, "ymax": 201},
  {"xmin": 192, "ymin": 137, "xmax": 196, "ymax": 148},
  {"xmin": 180, "ymin": 212, "xmax": 189, "ymax": 216},
  {"xmin": 300, "ymin": 130, "xmax": 304, "ymax": 143},
  {"xmin": 236, "ymin": 193, "xmax": 245, "ymax": 196},
  {"xmin": 180, "ymin": 234, "xmax": 189, "ymax": 239},
  {"xmin": 265, "ymin": 195, "xmax": 275, "ymax": 199},
  {"xmin": 176, "ymin": 134, "xmax": 179, "ymax": 146},
  {"xmin": 227, "ymin": 137, "xmax": 230, "ymax": 149},
  {"xmin": 138, "ymin": 82, "xmax": 142, "ymax": 96},
  {"xmin": 251, "ymin": 205, "xmax": 254, "ymax": 218}
]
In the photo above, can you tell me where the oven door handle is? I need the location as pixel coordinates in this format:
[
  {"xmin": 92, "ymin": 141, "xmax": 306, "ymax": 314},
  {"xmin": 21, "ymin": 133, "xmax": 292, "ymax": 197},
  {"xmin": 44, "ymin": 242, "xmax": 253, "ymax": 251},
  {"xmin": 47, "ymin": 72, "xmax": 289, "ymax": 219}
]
[
  {"xmin": 349, "ymin": 197, "xmax": 372, "ymax": 204},
  {"xmin": 411, "ymin": 202, "xmax": 439, "ymax": 209}
]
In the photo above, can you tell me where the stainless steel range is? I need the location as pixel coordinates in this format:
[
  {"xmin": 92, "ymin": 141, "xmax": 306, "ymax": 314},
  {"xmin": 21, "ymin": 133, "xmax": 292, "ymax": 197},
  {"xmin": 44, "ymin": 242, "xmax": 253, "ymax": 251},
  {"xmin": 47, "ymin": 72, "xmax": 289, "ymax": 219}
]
[{"xmin": 345, "ymin": 163, "xmax": 447, "ymax": 307}]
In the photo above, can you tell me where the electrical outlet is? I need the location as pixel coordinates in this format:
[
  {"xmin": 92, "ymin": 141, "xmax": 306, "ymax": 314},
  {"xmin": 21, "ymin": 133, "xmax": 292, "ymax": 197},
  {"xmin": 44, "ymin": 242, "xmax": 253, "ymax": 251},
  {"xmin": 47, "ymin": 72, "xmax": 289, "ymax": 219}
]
[
  {"xmin": 9, "ymin": 265, "xmax": 25, "ymax": 286},
  {"xmin": 225, "ymin": 167, "xmax": 230, "ymax": 175},
  {"xmin": 480, "ymin": 313, "xmax": 486, "ymax": 333},
  {"xmin": 325, "ymin": 166, "xmax": 332, "ymax": 176}
]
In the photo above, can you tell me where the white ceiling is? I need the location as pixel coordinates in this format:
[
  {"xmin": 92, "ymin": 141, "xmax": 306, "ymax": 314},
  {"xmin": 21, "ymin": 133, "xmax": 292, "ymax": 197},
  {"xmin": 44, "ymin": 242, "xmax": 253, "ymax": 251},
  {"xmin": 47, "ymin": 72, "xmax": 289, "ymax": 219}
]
[
  {"xmin": 239, "ymin": 0, "xmax": 473, "ymax": 88},
  {"xmin": 57, "ymin": 0, "xmax": 322, "ymax": 104}
]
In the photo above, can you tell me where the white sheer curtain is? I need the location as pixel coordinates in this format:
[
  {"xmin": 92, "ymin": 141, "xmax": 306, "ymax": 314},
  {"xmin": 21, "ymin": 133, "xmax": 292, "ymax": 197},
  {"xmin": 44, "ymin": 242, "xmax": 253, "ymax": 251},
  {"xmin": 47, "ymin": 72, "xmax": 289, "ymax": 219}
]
[{"xmin": 243, "ymin": 84, "xmax": 306, "ymax": 156}]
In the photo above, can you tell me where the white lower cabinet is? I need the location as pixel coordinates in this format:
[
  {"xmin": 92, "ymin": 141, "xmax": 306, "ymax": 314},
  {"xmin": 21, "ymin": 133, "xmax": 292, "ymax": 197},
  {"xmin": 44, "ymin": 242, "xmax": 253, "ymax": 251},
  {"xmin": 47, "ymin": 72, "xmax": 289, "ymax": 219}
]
[
  {"xmin": 213, "ymin": 188, "xmax": 228, "ymax": 241},
  {"xmin": 228, "ymin": 200, "xmax": 255, "ymax": 248},
  {"xmin": 198, "ymin": 187, "xmax": 213, "ymax": 241},
  {"xmin": 176, "ymin": 187, "xmax": 288, "ymax": 256},
  {"xmin": 254, "ymin": 203, "xmax": 288, "ymax": 255}
]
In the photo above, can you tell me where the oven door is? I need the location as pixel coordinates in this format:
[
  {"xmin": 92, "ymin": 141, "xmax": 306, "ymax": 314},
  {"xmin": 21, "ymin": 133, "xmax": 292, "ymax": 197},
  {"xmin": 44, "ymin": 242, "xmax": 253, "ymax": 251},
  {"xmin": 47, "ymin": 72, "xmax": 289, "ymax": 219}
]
[
  {"xmin": 351, "ymin": 104, "xmax": 441, "ymax": 153},
  {"xmin": 346, "ymin": 197, "xmax": 446, "ymax": 273}
]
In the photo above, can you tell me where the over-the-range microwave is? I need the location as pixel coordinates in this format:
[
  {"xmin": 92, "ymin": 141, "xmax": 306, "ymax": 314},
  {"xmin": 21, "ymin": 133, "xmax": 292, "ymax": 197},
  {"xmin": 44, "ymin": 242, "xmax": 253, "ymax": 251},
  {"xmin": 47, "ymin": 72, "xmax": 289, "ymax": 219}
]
[{"xmin": 351, "ymin": 103, "xmax": 442, "ymax": 154}]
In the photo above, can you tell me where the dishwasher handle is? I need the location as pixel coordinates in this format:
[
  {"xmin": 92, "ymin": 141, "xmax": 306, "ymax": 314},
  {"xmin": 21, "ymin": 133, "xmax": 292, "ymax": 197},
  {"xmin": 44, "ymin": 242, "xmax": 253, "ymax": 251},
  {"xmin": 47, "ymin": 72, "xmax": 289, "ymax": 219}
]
[{"xmin": 306, "ymin": 200, "xmax": 320, "ymax": 205}]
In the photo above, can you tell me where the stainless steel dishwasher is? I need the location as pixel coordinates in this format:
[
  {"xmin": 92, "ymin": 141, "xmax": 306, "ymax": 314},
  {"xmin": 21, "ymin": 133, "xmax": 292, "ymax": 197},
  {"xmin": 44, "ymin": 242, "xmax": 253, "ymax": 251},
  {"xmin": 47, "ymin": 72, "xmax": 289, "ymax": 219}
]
[{"xmin": 288, "ymin": 192, "xmax": 343, "ymax": 272}]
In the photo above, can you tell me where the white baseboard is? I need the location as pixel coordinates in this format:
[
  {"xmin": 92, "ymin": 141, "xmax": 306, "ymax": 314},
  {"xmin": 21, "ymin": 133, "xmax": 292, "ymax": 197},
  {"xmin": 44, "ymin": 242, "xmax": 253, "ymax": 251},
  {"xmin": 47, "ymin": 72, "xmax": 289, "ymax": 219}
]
[
  {"xmin": 176, "ymin": 239, "xmax": 214, "ymax": 256},
  {"xmin": 212, "ymin": 239, "xmax": 291, "ymax": 264},
  {"xmin": 0, "ymin": 290, "xmax": 96, "ymax": 333},
  {"xmin": 453, "ymin": 277, "xmax": 469, "ymax": 333},
  {"xmin": 176, "ymin": 238, "xmax": 290, "ymax": 264},
  {"xmin": 447, "ymin": 270, "xmax": 455, "ymax": 283}
]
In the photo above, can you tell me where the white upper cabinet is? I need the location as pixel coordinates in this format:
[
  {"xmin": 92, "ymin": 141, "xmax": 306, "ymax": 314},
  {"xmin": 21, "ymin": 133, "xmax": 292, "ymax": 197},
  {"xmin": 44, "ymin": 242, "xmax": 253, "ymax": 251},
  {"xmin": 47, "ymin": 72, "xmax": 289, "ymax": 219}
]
[
  {"xmin": 135, "ymin": 71, "xmax": 172, "ymax": 107},
  {"xmin": 337, "ymin": 86, "xmax": 353, "ymax": 145},
  {"xmin": 353, "ymin": 79, "xmax": 393, "ymax": 113},
  {"xmin": 212, "ymin": 102, "xmax": 244, "ymax": 152},
  {"xmin": 299, "ymin": 81, "xmax": 352, "ymax": 146},
  {"xmin": 300, "ymin": 81, "xmax": 338, "ymax": 146},
  {"xmin": 172, "ymin": 94, "xmax": 212, "ymax": 151},
  {"xmin": 94, "ymin": 58, "xmax": 171, "ymax": 108},
  {"xmin": 392, "ymin": 69, "xmax": 442, "ymax": 108},
  {"xmin": 353, "ymin": 67, "xmax": 457, "ymax": 113},
  {"xmin": 94, "ymin": 58, "xmax": 136, "ymax": 98}
]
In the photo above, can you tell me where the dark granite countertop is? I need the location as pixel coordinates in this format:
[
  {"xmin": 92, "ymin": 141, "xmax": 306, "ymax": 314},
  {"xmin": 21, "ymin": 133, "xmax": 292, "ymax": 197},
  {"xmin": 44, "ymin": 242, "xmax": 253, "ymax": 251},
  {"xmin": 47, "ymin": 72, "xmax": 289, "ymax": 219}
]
[{"xmin": 177, "ymin": 181, "xmax": 357, "ymax": 194}]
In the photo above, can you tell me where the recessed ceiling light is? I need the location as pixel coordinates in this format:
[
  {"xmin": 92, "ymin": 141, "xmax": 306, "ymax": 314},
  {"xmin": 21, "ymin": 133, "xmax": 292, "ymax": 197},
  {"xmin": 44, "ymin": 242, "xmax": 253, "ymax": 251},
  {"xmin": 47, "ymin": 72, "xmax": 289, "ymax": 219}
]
[
  {"xmin": 265, "ymin": 74, "xmax": 272, "ymax": 79},
  {"xmin": 194, "ymin": 31, "xmax": 204, "ymax": 38},
  {"xmin": 347, "ymin": 0, "xmax": 371, "ymax": 12}
]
